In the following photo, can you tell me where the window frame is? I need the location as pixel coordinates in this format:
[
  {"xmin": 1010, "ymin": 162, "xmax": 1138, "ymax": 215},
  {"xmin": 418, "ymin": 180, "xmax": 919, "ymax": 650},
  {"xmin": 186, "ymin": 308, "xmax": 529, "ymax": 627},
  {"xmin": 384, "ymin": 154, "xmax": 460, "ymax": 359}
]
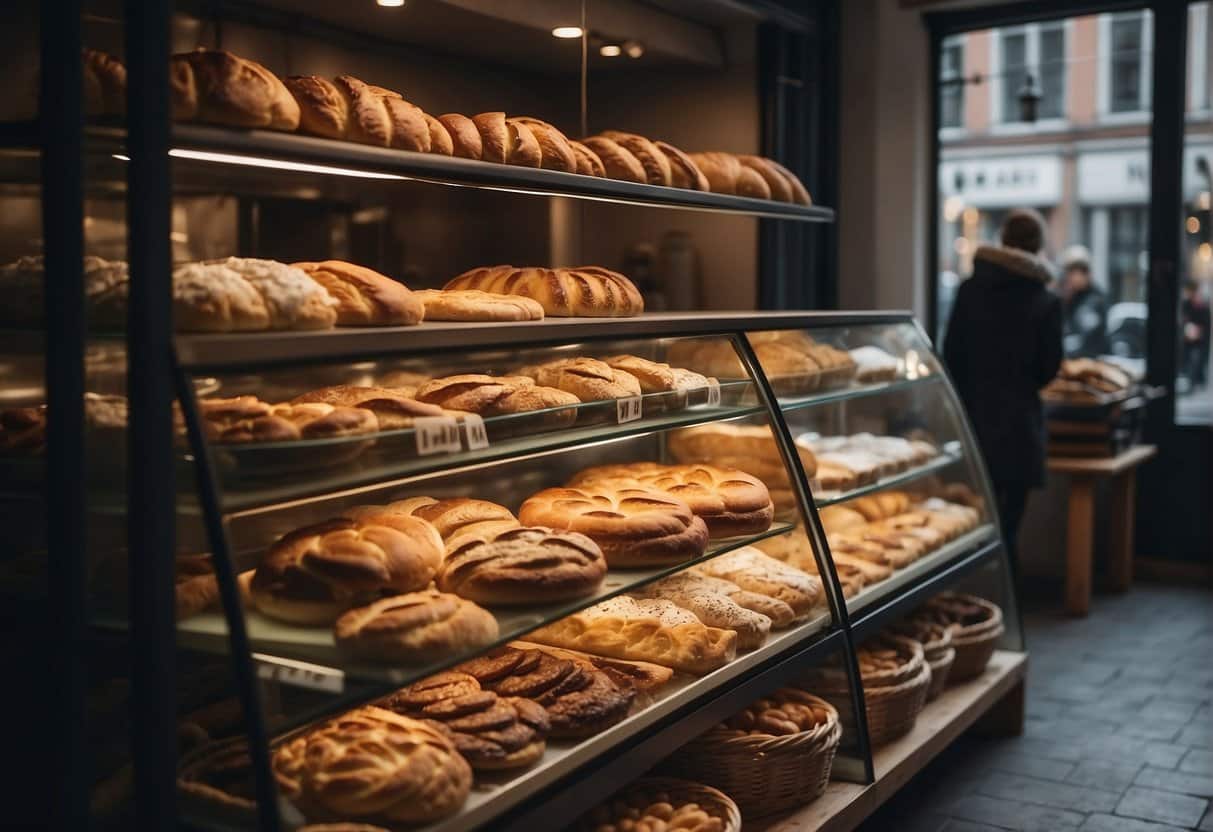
[
  {"xmin": 989, "ymin": 20, "xmax": 1071, "ymax": 133},
  {"xmin": 940, "ymin": 35, "xmax": 967, "ymax": 132},
  {"xmin": 1098, "ymin": 10, "xmax": 1155, "ymax": 121}
]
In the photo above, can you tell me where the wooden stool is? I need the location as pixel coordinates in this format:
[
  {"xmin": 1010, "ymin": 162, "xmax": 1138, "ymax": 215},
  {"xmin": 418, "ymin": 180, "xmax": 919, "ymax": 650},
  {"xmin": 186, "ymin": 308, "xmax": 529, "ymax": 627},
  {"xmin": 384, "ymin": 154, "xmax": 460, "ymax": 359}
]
[{"xmin": 1046, "ymin": 444, "xmax": 1157, "ymax": 616}]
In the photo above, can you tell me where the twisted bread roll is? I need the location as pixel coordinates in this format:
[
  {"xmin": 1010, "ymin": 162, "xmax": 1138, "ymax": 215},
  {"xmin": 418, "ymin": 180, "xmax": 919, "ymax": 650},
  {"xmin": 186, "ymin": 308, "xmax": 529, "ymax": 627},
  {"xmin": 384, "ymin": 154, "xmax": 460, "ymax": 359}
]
[
  {"xmin": 599, "ymin": 131, "xmax": 672, "ymax": 186},
  {"xmin": 381, "ymin": 672, "xmax": 549, "ymax": 771},
  {"xmin": 514, "ymin": 357, "xmax": 642, "ymax": 401},
  {"xmin": 569, "ymin": 140, "xmax": 607, "ymax": 177},
  {"xmin": 284, "ymin": 74, "xmax": 434, "ymax": 151},
  {"xmin": 580, "ymin": 136, "xmax": 646, "ymax": 183},
  {"xmin": 171, "ymin": 49, "xmax": 300, "ymax": 130},
  {"xmin": 444, "ymin": 265, "xmax": 644, "ymax": 317},
  {"xmin": 569, "ymin": 462, "xmax": 774, "ymax": 538},
  {"xmin": 440, "ymin": 525, "xmax": 606, "ymax": 605},
  {"xmin": 696, "ymin": 546, "xmax": 822, "ymax": 617},
  {"xmin": 250, "ymin": 512, "xmax": 443, "ymax": 623},
  {"xmin": 334, "ymin": 590, "xmax": 498, "ymax": 664},
  {"xmin": 288, "ymin": 706, "xmax": 471, "ymax": 823},
  {"xmin": 414, "ymin": 288, "xmax": 545, "ymax": 321},
  {"xmin": 527, "ymin": 596, "xmax": 737, "ymax": 675},
  {"xmin": 292, "ymin": 261, "xmax": 423, "ymax": 326},
  {"xmin": 519, "ymin": 485, "xmax": 708, "ymax": 567}
]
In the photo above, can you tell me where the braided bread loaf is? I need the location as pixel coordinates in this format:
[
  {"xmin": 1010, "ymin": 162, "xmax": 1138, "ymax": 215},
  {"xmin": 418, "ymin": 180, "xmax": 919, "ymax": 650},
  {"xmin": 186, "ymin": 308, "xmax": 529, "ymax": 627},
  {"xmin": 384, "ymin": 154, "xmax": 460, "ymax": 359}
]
[{"xmin": 444, "ymin": 265, "xmax": 643, "ymax": 317}]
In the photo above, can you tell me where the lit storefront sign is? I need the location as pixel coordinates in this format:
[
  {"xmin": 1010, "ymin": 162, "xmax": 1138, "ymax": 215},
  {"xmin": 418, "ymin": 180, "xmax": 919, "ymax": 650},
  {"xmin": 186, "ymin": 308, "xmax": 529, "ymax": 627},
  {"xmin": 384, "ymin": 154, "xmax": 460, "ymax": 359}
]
[
  {"xmin": 1078, "ymin": 143, "xmax": 1213, "ymax": 204},
  {"xmin": 939, "ymin": 155, "xmax": 1063, "ymax": 208}
]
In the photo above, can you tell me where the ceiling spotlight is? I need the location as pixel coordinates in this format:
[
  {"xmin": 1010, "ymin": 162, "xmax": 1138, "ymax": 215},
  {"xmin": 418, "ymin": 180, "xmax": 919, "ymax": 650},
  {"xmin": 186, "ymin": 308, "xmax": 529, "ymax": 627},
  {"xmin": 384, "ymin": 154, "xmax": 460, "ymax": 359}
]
[
  {"xmin": 600, "ymin": 44, "xmax": 622, "ymax": 57},
  {"xmin": 623, "ymin": 40, "xmax": 645, "ymax": 58},
  {"xmin": 551, "ymin": 26, "xmax": 584, "ymax": 39},
  {"xmin": 376, "ymin": 0, "xmax": 405, "ymax": 6}
]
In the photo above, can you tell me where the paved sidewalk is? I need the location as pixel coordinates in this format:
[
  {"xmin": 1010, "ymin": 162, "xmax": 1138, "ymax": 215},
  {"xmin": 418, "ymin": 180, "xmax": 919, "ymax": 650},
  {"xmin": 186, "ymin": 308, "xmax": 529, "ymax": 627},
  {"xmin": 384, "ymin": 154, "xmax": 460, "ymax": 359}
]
[{"xmin": 858, "ymin": 583, "xmax": 1213, "ymax": 832}]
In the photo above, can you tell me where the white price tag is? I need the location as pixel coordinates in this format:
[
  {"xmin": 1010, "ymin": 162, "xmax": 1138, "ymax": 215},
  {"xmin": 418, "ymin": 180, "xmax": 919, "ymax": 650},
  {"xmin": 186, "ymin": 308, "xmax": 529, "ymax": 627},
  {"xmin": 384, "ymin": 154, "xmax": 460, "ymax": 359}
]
[
  {"xmin": 414, "ymin": 416, "xmax": 462, "ymax": 456},
  {"xmin": 463, "ymin": 413, "xmax": 489, "ymax": 450},
  {"xmin": 616, "ymin": 396, "xmax": 643, "ymax": 424},
  {"xmin": 256, "ymin": 657, "xmax": 344, "ymax": 693},
  {"xmin": 706, "ymin": 378, "xmax": 722, "ymax": 408}
]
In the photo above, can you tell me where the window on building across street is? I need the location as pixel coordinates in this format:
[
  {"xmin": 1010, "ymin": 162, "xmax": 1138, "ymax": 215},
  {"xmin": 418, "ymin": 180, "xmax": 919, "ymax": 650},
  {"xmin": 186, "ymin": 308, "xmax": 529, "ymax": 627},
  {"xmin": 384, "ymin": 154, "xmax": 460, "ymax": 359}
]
[
  {"xmin": 998, "ymin": 24, "xmax": 1066, "ymax": 123},
  {"xmin": 1109, "ymin": 12, "xmax": 1149, "ymax": 113},
  {"xmin": 1000, "ymin": 30, "xmax": 1029, "ymax": 122},
  {"xmin": 941, "ymin": 36, "xmax": 965, "ymax": 129},
  {"xmin": 1039, "ymin": 24, "xmax": 1066, "ymax": 119}
]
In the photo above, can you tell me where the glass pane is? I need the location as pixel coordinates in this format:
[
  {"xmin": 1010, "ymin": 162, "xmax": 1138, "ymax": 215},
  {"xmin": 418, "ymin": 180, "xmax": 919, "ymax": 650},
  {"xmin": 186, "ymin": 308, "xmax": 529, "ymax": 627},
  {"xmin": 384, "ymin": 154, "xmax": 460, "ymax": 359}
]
[
  {"xmin": 1040, "ymin": 25, "xmax": 1066, "ymax": 119},
  {"xmin": 941, "ymin": 40, "xmax": 965, "ymax": 129},
  {"xmin": 1001, "ymin": 32, "xmax": 1028, "ymax": 123},
  {"xmin": 1111, "ymin": 16, "xmax": 1144, "ymax": 113},
  {"xmin": 1177, "ymin": 1, "xmax": 1212, "ymax": 425}
]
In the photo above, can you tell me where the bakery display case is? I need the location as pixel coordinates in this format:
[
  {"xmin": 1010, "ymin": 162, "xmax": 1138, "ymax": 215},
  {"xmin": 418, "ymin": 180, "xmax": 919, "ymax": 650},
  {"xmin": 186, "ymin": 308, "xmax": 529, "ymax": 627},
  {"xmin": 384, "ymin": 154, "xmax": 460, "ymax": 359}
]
[{"xmin": 9, "ymin": 1, "xmax": 1025, "ymax": 830}]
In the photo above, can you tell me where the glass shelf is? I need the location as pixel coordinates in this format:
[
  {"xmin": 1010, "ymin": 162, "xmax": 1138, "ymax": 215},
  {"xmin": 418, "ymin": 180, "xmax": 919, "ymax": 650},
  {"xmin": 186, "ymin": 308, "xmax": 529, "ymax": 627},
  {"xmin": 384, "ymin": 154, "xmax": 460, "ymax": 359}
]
[
  {"xmin": 813, "ymin": 442, "xmax": 966, "ymax": 508},
  {"xmin": 140, "ymin": 521, "xmax": 797, "ymax": 690},
  {"xmin": 778, "ymin": 374, "xmax": 945, "ymax": 414},
  {"xmin": 207, "ymin": 383, "xmax": 760, "ymax": 514}
]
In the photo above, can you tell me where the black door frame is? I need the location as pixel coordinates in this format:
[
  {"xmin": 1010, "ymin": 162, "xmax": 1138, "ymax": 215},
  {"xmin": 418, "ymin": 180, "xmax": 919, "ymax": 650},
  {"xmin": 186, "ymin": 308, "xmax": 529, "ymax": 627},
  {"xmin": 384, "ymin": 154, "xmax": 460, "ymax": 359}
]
[{"xmin": 924, "ymin": 0, "xmax": 1210, "ymax": 564}]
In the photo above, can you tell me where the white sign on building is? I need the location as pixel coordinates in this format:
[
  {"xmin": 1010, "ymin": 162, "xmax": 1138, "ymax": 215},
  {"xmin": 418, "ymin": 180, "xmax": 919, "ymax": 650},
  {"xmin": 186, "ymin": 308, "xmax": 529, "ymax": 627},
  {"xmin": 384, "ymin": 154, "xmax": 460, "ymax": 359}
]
[{"xmin": 939, "ymin": 155, "xmax": 1063, "ymax": 208}]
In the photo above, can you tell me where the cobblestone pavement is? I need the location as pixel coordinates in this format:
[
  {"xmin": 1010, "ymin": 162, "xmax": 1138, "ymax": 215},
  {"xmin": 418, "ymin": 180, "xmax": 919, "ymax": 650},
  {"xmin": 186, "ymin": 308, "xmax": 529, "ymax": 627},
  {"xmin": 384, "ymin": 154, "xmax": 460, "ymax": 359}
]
[{"xmin": 857, "ymin": 583, "xmax": 1213, "ymax": 832}]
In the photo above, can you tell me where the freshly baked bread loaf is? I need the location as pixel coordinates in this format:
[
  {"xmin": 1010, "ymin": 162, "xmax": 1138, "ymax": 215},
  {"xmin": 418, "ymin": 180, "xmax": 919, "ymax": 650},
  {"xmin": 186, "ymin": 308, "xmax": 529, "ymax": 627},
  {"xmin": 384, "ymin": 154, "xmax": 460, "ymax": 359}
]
[
  {"xmin": 580, "ymin": 136, "xmax": 646, "ymax": 183},
  {"xmin": 765, "ymin": 158, "xmax": 812, "ymax": 205},
  {"xmin": 601, "ymin": 355, "xmax": 711, "ymax": 397},
  {"xmin": 570, "ymin": 462, "xmax": 774, "ymax": 538},
  {"xmin": 697, "ymin": 547, "xmax": 822, "ymax": 617},
  {"xmin": 599, "ymin": 131, "xmax": 672, "ymax": 186},
  {"xmin": 171, "ymin": 49, "xmax": 300, "ymax": 130},
  {"xmin": 669, "ymin": 423, "xmax": 818, "ymax": 479},
  {"xmin": 456, "ymin": 647, "xmax": 636, "ymax": 738},
  {"xmin": 443, "ymin": 265, "xmax": 644, "ymax": 317},
  {"xmin": 687, "ymin": 152, "xmax": 769, "ymax": 199},
  {"xmin": 348, "ymin": 496, "xmax": 519, "ymax": 553},
  {"xmin": 412, "ymin": 374, "xmax": 578, "ymax": 425},
  {"xmin": 414, "ymin": 288, "xmax": 544, "ymax": 321},
  {"xmin": 738, "ymin": 155, "xmax": 793, "ymax": 202},
  {"xmin": 202, "ymin": 400, "xmax": 379, "ymax": 445},
  {"xmin": 818, "ymin": 505, "xmax": 868, "ymax": 535},
  {"xmin": 527, "ymin": 596, "xmax": 738, "ymax": 675},
  {"xmin": 250, "ymin": 512, "xmax": 444, "ymax": 623},
  {"xmin": 509, "ymin": 641, "xmax": 675, "ymax": 691},
  {"xmin": 472, "ymin": 112, "xmax": 509, "ymax": 163},
  {"xmin": 288, "ymin": 705, "xmax": 471, "ymax": 823},
  {"xmin": 656, "ymin": 141, "xmax": 710, "ymax": 190},
  {"xmin": 514, "ymin": 357, "xmax": 642, "ymax": 401},
  {"xmin": 380, "ymin": 672, "xmax": 549, "ymax": 771},
  {"xmin": 292, "ymin": 261, "xmax": 423, "ymax": 326},
  {"xmin": 505, "ymin": 117, "xmax": 542, "ymax": 167},
  {"xmin": 289, "ymin": 385, "xmax": 445, "ymax": 431},
  {"xmin": 423, "ymin": 113, "xmax": 454, "ymax": 155},
  {"xmin": 334, "ymin": 590, "xmax": 498, "ymax": 664},
  {"xmin": 437, "ymin": 113, "xmax": 483, "ymax": 159},
  {"xmin": 285, "ymin": 74, "xmax": 430, "ymax": 151},
  {"xmin": 175, "ymin": 258, "xmax": 338, "ymax": 332},
  {"xmin": 0, "ymin": 254, "xmax": 130, "ymax": 328},
  {"xmin": 439, "ymin": 525, "xmax": 606, "ymax": 605},
  {"xmin": 513, "ymin": 117, "xmax": 577, "ymax": 172},
  {"xmin": 519, "ymin": 485, "xmax": 708, "ymax": 567},
  {"xmin": 635, "ymin": 576, "xmax": 772, "ymax": 651},
  {"xmin": 569, "ymin": 140, "xmax": 607, "ymax": 177},
  {"xmin": 84, "ymin": 48, "xmax": 127, "ymax": 116}
]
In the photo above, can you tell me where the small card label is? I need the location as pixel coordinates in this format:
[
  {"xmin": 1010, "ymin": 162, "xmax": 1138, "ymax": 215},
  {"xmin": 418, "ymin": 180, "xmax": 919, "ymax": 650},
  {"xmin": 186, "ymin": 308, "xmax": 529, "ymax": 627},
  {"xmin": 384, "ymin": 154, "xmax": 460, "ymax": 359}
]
[
  {"xmin": 706, "ymin": 379, "xmax": 722, "ymax": 408},
  {"xmin": 256, "ymin": 658, "xmax": 344, "ymax": 693},
  {"xmin": 463, "ymin": 414, "xmax": 489, "ymax": 450},
  {"xmin": 415, "ymin": 416, "xmax": 462, "ymax": 456},
  {"xmin": 616, "ymin": 396, "xmax": 643, "ymax": 423}
]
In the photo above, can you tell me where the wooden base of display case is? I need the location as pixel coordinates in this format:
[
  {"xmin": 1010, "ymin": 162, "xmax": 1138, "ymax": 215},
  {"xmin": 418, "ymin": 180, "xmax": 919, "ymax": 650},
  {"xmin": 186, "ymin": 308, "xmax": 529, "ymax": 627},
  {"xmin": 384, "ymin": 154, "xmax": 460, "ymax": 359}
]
[{"xmin": 751, "ymin": 650, "xmax": 1027, "ymax": 832}]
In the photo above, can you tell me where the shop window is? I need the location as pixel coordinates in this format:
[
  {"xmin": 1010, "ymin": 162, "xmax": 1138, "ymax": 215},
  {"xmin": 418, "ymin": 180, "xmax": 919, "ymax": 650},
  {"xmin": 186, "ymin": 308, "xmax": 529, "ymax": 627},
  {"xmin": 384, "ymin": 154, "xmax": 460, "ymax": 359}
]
[
  {"xmin": 1039, "ymin": 24, "xmax": 1066, "ymax": 120},
  {"xmin": 940, "ymin": 37, "xmax": 965, "ymax": 129},
  {"xmin": 1105, "ymin": 12, "xmax": 1152, "ymax": 114}
]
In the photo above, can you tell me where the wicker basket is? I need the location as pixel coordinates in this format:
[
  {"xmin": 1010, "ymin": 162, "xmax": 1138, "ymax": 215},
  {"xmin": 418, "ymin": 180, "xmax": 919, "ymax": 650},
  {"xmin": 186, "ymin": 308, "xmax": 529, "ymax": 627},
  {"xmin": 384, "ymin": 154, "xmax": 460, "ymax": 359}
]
[
  {"xmin": 661, "ymin": 695, "xmax": 841, "ymax": 817},
  {"xmin": 926, "ymin": 647, "xmax": 957, "ymax": 700},
  {"xmin": 575, "ymin": 777, "xmax": 742, "ymax": 832},
  {"xmin": 893, "ymin": 618, "xmax": 955, "ymax": 700},
  {"xmin": 863, "ymin": 660, "xmax": 932, "ymax": 745},
  {"xmin": 919, "ymin": 594, "xmax": 1004, "ymax": 683}
]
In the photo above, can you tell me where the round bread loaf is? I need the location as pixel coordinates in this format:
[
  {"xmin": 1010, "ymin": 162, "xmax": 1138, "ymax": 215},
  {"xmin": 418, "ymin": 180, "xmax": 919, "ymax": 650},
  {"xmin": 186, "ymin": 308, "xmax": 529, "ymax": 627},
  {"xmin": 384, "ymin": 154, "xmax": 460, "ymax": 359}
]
[
  {"xmin": 518, "ymin": 485, "xmax": 708, "ymax": 567},
  {"xmin": 414, "ymin": 288, "xmax": 545, "ymax": 321},
  {"xmin": 333, "ymin": 590, "xmax": 499, "ymax": 664},
  {"xmin": 439, "ymin": 525, "xmax": 607, "ymax": 605},
  {"xmin": 288, "ymin": 706, "xmax": 471, "ymax": 823}
]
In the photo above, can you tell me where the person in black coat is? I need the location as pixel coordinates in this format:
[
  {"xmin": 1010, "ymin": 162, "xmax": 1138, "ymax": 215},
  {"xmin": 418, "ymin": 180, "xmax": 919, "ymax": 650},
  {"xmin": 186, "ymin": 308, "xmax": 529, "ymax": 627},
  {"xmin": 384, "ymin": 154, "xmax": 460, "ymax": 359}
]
[{"xmin": 943, "ymin": 209, "xmax": 1063, "ymax": 585}]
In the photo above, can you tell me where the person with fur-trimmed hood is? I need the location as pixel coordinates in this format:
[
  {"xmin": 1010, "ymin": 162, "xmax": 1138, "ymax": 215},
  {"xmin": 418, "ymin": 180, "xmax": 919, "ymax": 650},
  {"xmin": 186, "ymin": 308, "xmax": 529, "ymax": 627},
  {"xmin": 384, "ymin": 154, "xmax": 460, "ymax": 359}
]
[{"xmin": 943, "ymin": 209, "xmax": 1063, "ymax": 586}]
